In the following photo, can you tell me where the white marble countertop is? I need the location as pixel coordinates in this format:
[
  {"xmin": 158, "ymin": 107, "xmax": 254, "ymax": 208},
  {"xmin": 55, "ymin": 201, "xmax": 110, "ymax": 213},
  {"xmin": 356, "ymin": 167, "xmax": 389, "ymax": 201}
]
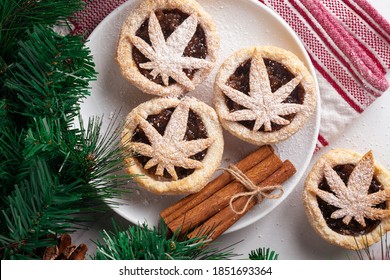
[{"xmin": 74, "ymin": 0, "xmax": 390, "ymax": 260}]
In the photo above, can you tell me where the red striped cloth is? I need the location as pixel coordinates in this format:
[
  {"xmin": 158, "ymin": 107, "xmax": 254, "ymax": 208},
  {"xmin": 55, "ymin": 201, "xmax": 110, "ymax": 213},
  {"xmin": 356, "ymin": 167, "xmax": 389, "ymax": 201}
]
[
  {"xmin": 72, "ymin": 0, "xmax": 390, "ymax": 149},
  {"xmin": 260, "ymin": 0, "xmax": 390, "ymax": 149}
]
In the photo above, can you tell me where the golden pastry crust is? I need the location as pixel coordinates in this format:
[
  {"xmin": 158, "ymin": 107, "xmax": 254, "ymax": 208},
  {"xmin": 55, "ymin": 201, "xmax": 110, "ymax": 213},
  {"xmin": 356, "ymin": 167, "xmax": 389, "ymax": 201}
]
[
  {"xmin": 214, "ymin": 46, "xmax": 317, "ymax": 145},
  {"xmin": 121, "ymin": 97, "xmax": 224, "ymax": 195},
  {"xmin": 116, "ymin": 0, "xmax": 219, "ymax": 97},
  {"xmin": 303, "ymin": 149, "xmax": 390, "ymax": 250}
]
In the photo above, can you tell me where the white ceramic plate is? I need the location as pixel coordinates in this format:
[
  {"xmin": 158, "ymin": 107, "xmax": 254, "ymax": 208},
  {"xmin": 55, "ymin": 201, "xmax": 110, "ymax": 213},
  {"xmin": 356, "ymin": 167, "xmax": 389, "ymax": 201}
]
[{"xmin": 82, "ymin": 0, "xmax": 321, "ymax": 233}]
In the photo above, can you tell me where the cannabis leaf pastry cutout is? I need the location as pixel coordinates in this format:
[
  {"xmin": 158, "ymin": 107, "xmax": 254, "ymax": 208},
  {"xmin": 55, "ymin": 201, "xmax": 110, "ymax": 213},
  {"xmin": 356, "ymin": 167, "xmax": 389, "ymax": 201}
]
[
  {"xmin": 131, "ymin": 100, "xmax": 214, "ymax": 180},
  {"xmin": 312, "ymin": 151, "xmax": 390, "ymax": 227},
  {"xmin": 218, "ymin": 50, "xmax": 303, "ymax": 132},
  {"xmin": 130, "ymin": 12, "xmax": 212, "ymax": 90}
]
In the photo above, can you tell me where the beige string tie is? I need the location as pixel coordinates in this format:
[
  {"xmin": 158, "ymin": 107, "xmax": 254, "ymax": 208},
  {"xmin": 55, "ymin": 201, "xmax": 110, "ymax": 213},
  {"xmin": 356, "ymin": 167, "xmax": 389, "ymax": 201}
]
[{"xmin": 220, "ymin": 164, "xmax": 284, "ymax": 215}]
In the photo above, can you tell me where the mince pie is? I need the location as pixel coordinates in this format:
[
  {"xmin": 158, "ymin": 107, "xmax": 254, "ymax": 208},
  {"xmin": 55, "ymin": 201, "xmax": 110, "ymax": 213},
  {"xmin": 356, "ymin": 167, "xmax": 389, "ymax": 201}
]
[
  {"xmin": 116, "ymin": 0, "xmax": 219, "ymax": 97},
  {"xmin": 303, "ymin": 149, "xmax": 390, "ymax": 249},
  {"xmin": 214, "ymin": 46, "xmax": 317, "ymax": 145},
  {"xmin": 121, "ymin": 97, "xmax": 224, "ymax": 195}
]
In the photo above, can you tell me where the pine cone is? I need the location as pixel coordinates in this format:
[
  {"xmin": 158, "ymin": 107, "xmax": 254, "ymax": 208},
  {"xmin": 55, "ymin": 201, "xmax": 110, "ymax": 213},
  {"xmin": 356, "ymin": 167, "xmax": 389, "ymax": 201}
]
[{"xmin": 43, "ymin": 234, "xmax": 88, "ymax": 260}]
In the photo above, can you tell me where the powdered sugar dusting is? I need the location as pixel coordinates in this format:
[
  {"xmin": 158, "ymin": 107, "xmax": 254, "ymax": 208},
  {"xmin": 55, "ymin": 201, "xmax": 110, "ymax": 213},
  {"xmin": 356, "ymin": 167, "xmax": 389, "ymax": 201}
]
[
  {"xmin": 311, "ymin": 151, "xmax": 390, "ymax": 227},
  {"xmin": 128, "ymin": 99, "xmax": 214, "ymax": 180},
  {"xmin": 218, "ymin": 50, "xmax": 304, "ymax": 132},
  {"xmin": 130, "ymin": 12, "xmax": 212, "ymax": 90}
]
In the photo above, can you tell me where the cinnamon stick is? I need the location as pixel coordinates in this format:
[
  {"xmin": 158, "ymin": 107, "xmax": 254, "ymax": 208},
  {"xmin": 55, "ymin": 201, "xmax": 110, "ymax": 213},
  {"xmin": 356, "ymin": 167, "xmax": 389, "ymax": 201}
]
[
  {"xmin": 160, "ymin": 145, "xmax": 274, "ymax": 224},
  {"xmin": 187, "ymin": 160, "xmax": 296, "ymax": 240},
  {"xmin": 167, "ymin": 152, "xmax": 283, "ymax": 235}
]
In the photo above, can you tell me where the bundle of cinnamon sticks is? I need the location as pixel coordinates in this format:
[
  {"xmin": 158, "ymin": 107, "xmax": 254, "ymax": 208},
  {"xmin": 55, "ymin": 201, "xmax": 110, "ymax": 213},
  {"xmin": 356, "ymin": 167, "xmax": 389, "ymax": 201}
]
[{"xmin": 160, "ymin": 145, "xmax": 296, "ymax": 241}]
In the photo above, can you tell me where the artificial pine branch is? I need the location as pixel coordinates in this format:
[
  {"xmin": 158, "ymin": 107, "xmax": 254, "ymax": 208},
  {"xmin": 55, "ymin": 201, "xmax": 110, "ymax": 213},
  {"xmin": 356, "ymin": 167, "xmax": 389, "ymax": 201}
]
[
  {"xmin": 73, "ymin": 115, "xmax": 133, "ymax": 190},
  {"xmin": 0, "ymin": 126, "xmax": 26, "ymax": 197},
  {"xmin": 0, "ymin": 114, "xmax": 132, "ymax": 259},
  {"xmin": 0, "ymin": 158, "xmax": 84, "ymax": 259},
  {"xmin": 354, "ymin": 230, "xmax": 390, "ymax": 260},
  {"xmin": 22, "ymin": 114, "xmax": 132, "ymax": 195},
  {"xmin": 248, "ymin": 247, "xmax": 279, "ymax": 260},
  {"xmin": 0, "ymin": 0, "xmax": 85, "ymax": 63},
  {"xmin": 4, "ymin": 24, "xmax": 95, "ymax": 123},
  {"xmin": 92, "ymin": 221, "xmax": 237, "ymax": 260}
]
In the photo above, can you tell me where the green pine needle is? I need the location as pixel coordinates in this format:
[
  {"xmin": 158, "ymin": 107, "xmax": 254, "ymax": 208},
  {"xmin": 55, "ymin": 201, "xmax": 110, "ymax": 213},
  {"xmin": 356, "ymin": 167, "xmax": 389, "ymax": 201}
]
[
  {"xmin": 0, "ymin": 0, "xmax": 85, "ymax": 62},
  {"xmin": 0, "ymin": 126, "xmax": 26, "ymax": 198},
  {"xmin": 353, "ymin": 230, "xmax": 390, "ymax": 260},
  {"xmin": 92, "ymin": 221, "xmax": 237, "ymax": 260},
  {"xmin": 0, "ymin": 158, "xmax": 83, "ymax": 259},
  {"xmin": 249, "ymin": 247, "xmax": 279, "ymax": 260},
  {"xmin": 60, "ymin": 114, "xmax": 134, "ymax": 207},
  {"xmin": 0, "ymin": 112, "xmax": 133, "ymax": 259},
  {"xmin": 4, "ymin": 24, "xmax": 95, "ymax": 121}
]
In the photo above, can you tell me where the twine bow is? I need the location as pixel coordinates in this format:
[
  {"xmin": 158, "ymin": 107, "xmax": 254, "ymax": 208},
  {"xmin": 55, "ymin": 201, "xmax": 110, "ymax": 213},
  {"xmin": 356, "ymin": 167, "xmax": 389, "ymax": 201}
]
[{"xmin": 220, "ymin": 164, "xmax": 284, "ymax": 215}]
